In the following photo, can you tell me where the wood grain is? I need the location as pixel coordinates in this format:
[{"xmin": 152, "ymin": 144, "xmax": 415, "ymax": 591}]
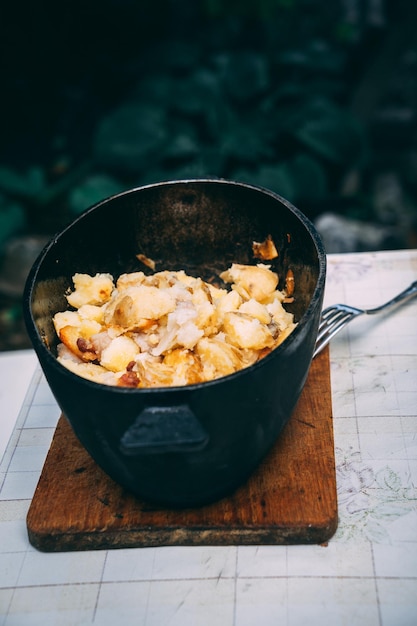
[{"xmin": 27, "ymin": 347, "xmax": 337, "ymax": 551}]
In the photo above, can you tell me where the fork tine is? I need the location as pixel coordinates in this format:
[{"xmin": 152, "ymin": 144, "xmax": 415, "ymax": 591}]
[
  {"xmin": 318, "ymin": 310, "xmax": 346, "ymax": 332},
  {"xmin": 320, "ymin": 312, "xmax": 355, "ymax": 340},
  {"xmin": 317, "ymin": 309, "xmax": 354, "ymax": 339},
  {"xmin": 314, "ymin": 333, "xmax": 334, "ymax": 358},
  {"xmin": 314, "ymin": 308, "xmax": 357, "ymax": 357},
  {"xmin": 320, "ymin": 306, "xmax": 344, "ymax": 321}
]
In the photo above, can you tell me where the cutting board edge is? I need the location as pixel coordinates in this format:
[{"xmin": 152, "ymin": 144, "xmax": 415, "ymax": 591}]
[{"xmin": 27, "ymin": 513, "xmax": 339, "ymax": 552}]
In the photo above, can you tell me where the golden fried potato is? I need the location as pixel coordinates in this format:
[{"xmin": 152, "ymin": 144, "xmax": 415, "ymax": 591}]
[
  {"xmin": 56, "ymin": 358, "xmax": 114, "ymax": 385},
  {"xmin": 66, "ymin": 273, "xmax": 114, "ymax": 308},
  {"xmin": 53, "ymin": 310, "xmax": 82, "ymax": 335},
  {"xmin": 163, "ymin": 348, "xmax": 204, "ymax": 385},
  {"xmin": 104, "ymin": 286, "xmax": 176, "ymax": 329},
  {"xmin": 100, "ymin": 335, "xmax": 140, "ymax": 372},
  {"xmin": 223, "ymin": 312, "xmax": 275, "ymax": 350},
  {"xmin": 252, "ymin": 234, "xmax": 278, "ymax": 260},
  {"xmin": 58, "ymin": 319, "xmax": 102, "ymax": 361},
  {"xmin": 220, "ymin": 264, "xmax": 278, "ymax": 302},
  {"xmin": 238, "ymin": 298, "xmax": 271, "ymax": 324}
]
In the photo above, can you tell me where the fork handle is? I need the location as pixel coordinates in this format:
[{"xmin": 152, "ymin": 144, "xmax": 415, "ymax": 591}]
[{"xmin": 368, "ymin": 280, "xmax": 417, "ymax": 314}]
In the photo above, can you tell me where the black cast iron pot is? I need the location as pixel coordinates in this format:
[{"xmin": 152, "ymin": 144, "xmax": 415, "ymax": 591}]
[{"xmin": 23, "ymin": 179, "xmax": 326, "ymax": 508}]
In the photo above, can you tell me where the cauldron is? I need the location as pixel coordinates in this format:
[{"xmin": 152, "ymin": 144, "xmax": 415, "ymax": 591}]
[{"xmin": 23, "ymin": 179, "xmax": 326, "ymax": 508}]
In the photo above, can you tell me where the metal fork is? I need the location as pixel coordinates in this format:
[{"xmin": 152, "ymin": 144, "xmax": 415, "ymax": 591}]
[{"xmin": 314, "ymin": 280, "xmax": 417, "ymax": 358}]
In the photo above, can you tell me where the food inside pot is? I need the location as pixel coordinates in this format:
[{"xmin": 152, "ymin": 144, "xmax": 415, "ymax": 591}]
[{"xmin": 53, "ymin": 263, "xmax": 296, "ymax": 387}]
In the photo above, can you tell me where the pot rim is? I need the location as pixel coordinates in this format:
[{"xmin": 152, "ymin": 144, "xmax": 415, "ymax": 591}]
[{"xmin": 24, "ymin": 178, "xmax": 326, "ymax": 394}]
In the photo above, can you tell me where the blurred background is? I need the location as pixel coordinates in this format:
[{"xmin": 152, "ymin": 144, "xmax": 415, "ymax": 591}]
[{"xmin": 0, "ymin": 0, "xmax": 416, "ymax": 350}]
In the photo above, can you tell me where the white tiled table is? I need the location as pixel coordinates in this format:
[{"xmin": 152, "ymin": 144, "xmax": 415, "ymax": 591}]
[{"xmin": 1, "ymin": 249, "xmax": 416, "ymax": 626}]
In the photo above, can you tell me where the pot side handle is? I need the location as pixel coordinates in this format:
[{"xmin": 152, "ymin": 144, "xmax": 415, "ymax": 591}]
[{"xmin": 119, "ymin": 404, "xmax": 209, "ymax": 455}]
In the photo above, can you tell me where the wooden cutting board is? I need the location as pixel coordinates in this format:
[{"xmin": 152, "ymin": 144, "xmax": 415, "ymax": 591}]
[{"xmin": 27, "ymin": 347, "xmax": 337, "ymax": 552}]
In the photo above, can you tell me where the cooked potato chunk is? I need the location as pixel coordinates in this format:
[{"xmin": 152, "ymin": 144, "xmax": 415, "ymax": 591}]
[
  {"xmin": 196, "ymin": 337, "xmax": 242, "ymax": 378},
  {"xmin": 53, "ymin": 311, "xmax": 82, "ymax": 334},
  {"xmin": 100, "ymin": 335, "xmax": 140, "ymax": 372},
  {"xmin": 58, "ymin": 319, "xmax": 102, "ymax": 361},
  {"xmin": 238, "ymin": 298, "xmax": 271, "ymax": 324},
  {"xmin": 223, "ymin": 312, "xmax": 275, "ymax": 350},
  {"xmin": 104, "ymin": 286, "xmax": 176, "ymax": 329},
  {"xmin": 66, "ymin": 273, "xmax": 114, "ymax": 308},
  {"xmin": 56, "ymin": 358, "xmax": 113, "ymax": 384},
  {"xmin": 220, "ymin": 264, "xmax": 278, "ymax": 302}
]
